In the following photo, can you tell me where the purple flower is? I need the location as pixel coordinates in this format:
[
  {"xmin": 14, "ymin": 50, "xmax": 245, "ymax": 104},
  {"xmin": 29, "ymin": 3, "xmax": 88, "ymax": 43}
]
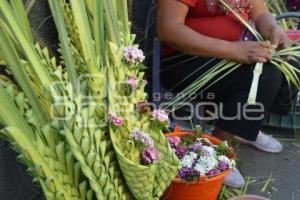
[
  {"xmin": 167, "ymin": 136, "xmax": 181, "ymax": 148},
  {"xmin": 178, "ymin": 167, "xmax": 199, "ymax": 181},
  {"xmin": 201, "ymin": 150, "xmax": 210, "ymax": 157},
  {"xmin": 218, "ymin": 161, "xmax": 229, "ymax": 171},
  {"xmin": 130, "ymin": 128, "xmax": 154, "ymax": 147},
  {"xmin": 178, "ymin": 167, "xmax": 191, "ymax": 178},
  {"xmin": 207, "ymin": 169, "xmax": 222, "ymax": 176},
  {"xmin": 175, "ymin": 145, "xmax": 187, "ymax": 159},
  {"xmin": 188, "ymin": 143, "xmax": 203, "ymax": 152},
  {"xmin": 141, "ymin": 147, "xmax": 161, "ymax": 165}
]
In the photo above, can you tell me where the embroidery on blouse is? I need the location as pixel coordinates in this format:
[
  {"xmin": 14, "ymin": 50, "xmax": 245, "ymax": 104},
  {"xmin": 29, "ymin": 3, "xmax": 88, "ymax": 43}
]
[
  {"xmin": 206, "ymin": 0, "xmax": 218, "ymax": 14},
  {"xmin": 206, "ymin": 0, "xmax": 253, "ymax": 15}
]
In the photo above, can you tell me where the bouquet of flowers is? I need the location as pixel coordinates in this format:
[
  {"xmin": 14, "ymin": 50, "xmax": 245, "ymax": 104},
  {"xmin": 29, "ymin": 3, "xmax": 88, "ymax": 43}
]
[{"xmin": 167, "ymin": 134, "xmax": 236, "ymax": 182}]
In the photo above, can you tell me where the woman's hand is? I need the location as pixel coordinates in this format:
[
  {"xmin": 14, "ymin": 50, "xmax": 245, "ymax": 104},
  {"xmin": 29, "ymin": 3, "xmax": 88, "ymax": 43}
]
[
  {"xmin": 230, "ymin": 41, "xmax": 272, "ymax": 64},
  {"xmin": 270, "ymin": 27, "xmax": 291, "ymax": 50},
  {"xmin": 251, "ymin": 1, "xmax": 290, "ymax": 50}
]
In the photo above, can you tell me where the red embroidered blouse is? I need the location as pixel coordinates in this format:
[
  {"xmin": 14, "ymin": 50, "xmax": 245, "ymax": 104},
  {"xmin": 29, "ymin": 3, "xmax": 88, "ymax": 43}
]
[{"xmin": 162, "ymin": 0, "xmax": 252, "ymax": 55}]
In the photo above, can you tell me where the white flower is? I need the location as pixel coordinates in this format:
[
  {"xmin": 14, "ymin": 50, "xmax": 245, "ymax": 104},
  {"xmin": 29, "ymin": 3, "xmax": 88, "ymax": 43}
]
[
  {"xmin": 202, "ymin": 146, "xmax": 216, "ymax": 157},
  {"xmin": 194, "ymin": 163, "xmax": 207, "ymax": 175},
  {"xmin": 228, "ymin": 160, "xmax": 236, "ymax": 168},
  {"xmin": 189, "ymin": 152, "xmax": 198, "ymax": 159},
  {"xmin": 129, "ymin": 128, "xmax": 154, "ymax": 147},
  {"xmin": 123, "ymin": 46, "xmax": 145, "ymax": 65},
  {"xmin": 218, "ymin": 155, "xmax": 230, "ymax": 163},
  {"xmin": 218, "ymin": 155, "xmax": 236, "ymax": 169},
  {"xmin": 181, "ymin": 152, "xmax": 198, "ymax": 168},
  {"xmin": 131, "ymin": 51, "xmax": 137, "ymax": 59},
  {"xmin": 223, "ymin": 141, "xmax": 229, "ymax": 147},
  {"xmin": 195, "ymin": 156, "xmax": 218, "ymax": 174}
]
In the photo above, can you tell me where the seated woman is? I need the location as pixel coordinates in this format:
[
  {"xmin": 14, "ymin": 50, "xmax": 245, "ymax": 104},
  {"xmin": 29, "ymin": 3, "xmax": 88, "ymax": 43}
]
[{"xmin": 157, "ymin": 0, "xmax": 298, "ymax": 188}]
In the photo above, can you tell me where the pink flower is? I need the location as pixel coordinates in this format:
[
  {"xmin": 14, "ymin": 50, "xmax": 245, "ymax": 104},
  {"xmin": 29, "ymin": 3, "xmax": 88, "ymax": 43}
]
[
  {"xmin": 108, "ymin": 114, "xmax": 123, "ymax": 126},
  {"xmin": 135, "ymin": 101, "xmax": 150, "ymax": 113},
  {"xmin": 142, "ymin": 79, "xmax": 148, "ymax": 85},
  {"xmin": 114, "ymin": 118, "xmax": 123, "ymax": 126},
  {"xmin": 141, "ymin": 147, "xmax": 161, "ymax": 165},
  {"xmin": 152, "ymin": 109, "xmax": 169, "ymax": 123},
  {"xmin": 167, "ymin": 136, "xmax": 181, "ymax": 148},
  {"xmin": 126, "ymin": 76, "xmax": 138, "ymax": 88}
]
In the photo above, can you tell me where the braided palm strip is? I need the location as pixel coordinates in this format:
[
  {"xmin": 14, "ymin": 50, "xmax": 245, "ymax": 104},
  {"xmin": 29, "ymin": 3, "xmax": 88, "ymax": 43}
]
[
  {"xmin": 26, "ymin": 46, "xmax": 131, "ymax": 199},
  {"xmin": 1, "ymin": 121, "xmax": 83, "ymax": 200},
  {"xmin": 31, "ymin": 137, "xmax": 93, "ymax": 200},
  {"xmin": 59, "ymin": 0, "xmax": 83, "ymax": 55},
  {"xmin": 3, "ymin": 127, "xmax": 83, "ymax": 200},
  {"xmin": 49, "ymin": 22, "xmax": 133, "ymax": 198},
  {"xmin": 150, "ymin": 129, "xmax": 181, "ymax": 197},
  {"xmin": 0, "ymin": 57, "xmax": 4, "ymax": 65},
  {"xmin": 63, "ymin": 125, "xmax": 109, "ymax": 200},
  {"xmin": 21, "ymin": 96, "xmax": 94, "ymax": 200},
  {"xmin": 62, "ymin": 101, "xmax": 132, "ymax": 200},
  {"xmin": 0, "ymin": 65, "xmax": 94, "ymax": 200}
]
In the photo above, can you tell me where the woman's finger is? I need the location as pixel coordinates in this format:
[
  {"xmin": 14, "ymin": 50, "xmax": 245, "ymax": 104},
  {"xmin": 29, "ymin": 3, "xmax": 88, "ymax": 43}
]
[
  {"xmin": 253, "ymin": 51, "xmax": 270, "ymax": 62},
  {"xmin": 253, "ymin": 54, "xmax": 267, "ymax": 63},
  {"xmin": 282, "ymin": 38, "xmax": 291, "ymax": 49},
  {"xmin": 258, "ymin": 41, "xmax": 272, "ymax": 49},
  {"xmin": 265, "ymin": 53, "xmax": 272, "ymax": 61},
  {"xmin": 255, "ymin": 46, "xmax": 272, "ymax": 58},
  {"xmin": 271, "ymin": 33, "xmax": 281, "ymax": 49},
  {"xmin": 255, "ymin": 57, "xmax": 267, "ymax": 63}
]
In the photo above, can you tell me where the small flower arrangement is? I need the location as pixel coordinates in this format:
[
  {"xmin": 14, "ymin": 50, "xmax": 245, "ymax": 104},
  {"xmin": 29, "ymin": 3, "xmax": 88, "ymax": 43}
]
[
  {"xmin": 129, "ymin": 128, "xmax": 162, "ymax": 165},
  {"xmin": 113, "ymin": 46, "xmax": 169, "ymax": 167},
  {"xmin": 167, "ymin": 133, "xmax": 236, "ymax": 182},
  {"xmin": 108, "ymin": 114, "xmax": 123, "ymax": 126},
  {"xmin": 151, "ymin": 109, "xmax": 170, "ymax": 128},
  {"xmin": 123, "ymin": 46, "xmax": 145, "ymax": 65}
]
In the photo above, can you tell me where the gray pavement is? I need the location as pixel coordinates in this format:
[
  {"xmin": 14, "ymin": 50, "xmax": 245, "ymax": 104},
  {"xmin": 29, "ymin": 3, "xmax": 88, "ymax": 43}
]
[{"xmin": 238, "ymin": 127, "xmax": 300, "ymax": 200}]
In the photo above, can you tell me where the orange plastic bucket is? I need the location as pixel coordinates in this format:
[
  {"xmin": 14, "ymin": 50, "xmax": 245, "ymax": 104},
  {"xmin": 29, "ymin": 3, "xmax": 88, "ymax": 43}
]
[{"xmin": 161, "ymin": 126, "xmax": 232, "ymax": 200}]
